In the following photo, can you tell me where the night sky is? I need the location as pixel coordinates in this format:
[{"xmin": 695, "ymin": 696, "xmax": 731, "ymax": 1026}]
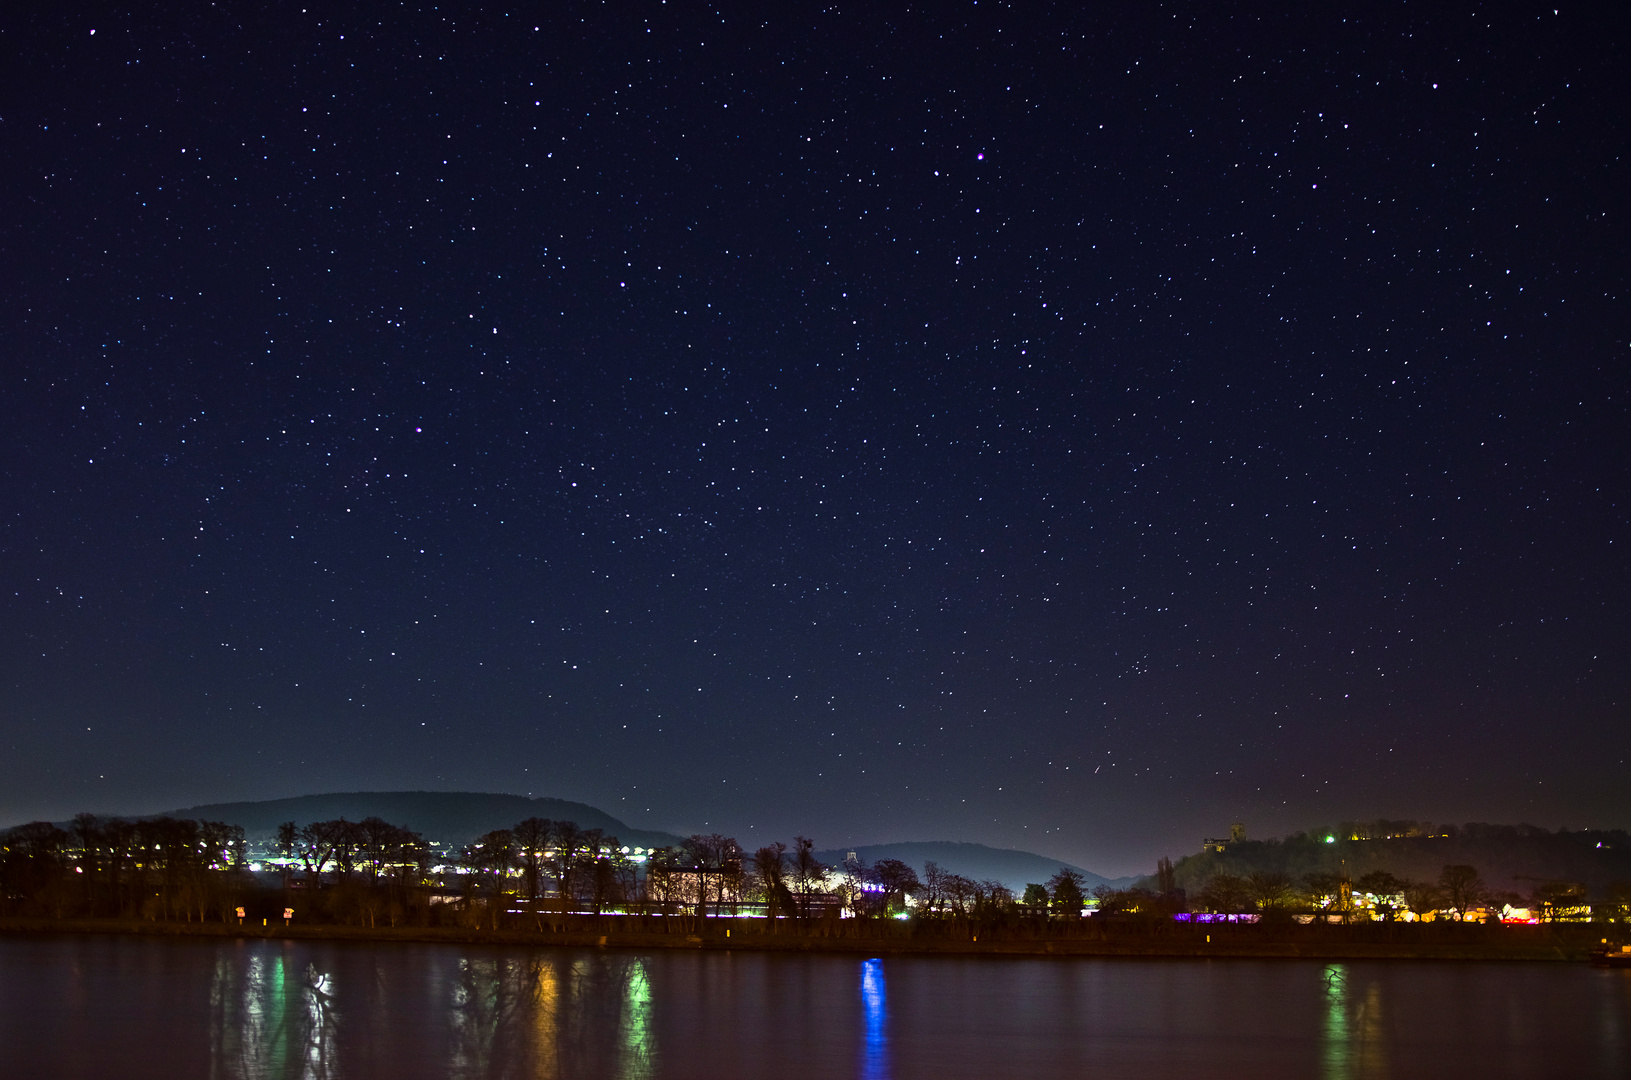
[{"xmin": 3, "ymin": 2, "xmax": 1626, "ymax": 875}]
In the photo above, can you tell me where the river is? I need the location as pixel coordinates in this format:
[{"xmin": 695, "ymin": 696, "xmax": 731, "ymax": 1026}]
[{"xmin": 1, "ymin": 936, "xmax": 1626, "ymax": 1078}]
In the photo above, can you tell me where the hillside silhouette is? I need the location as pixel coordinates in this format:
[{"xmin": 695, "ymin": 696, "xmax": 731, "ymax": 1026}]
[
  {"xmin": 152, "ymin": 791, "xmax": 684, "ymax": 849},
  {"xmin": 815, "ymin": 841, "xmax": 1133, "ymax": 895},
  {"xmin": 1164, "ymin": 822, "xmax": 1631, "ymax": 897}
]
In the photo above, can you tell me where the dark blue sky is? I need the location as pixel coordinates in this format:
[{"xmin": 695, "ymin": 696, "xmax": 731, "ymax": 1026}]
[{"xmin": 3, "ymin": 1, "xmax": 1626, "ymax": 874}]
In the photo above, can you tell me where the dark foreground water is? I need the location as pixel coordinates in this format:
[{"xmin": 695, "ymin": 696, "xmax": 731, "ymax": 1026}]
[{"xmin": 1, "ymin": 937, "xmax": 1628, "ymax": 1079}]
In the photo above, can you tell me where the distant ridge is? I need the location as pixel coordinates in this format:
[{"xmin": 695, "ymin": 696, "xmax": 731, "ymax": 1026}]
[
  {"xmin": 814, "ymin": 841, "xmax": 1134, "ymax": 896},
  {"xmin": 148, "ymin": 791, "xmax": 684, "ymax": 849}
]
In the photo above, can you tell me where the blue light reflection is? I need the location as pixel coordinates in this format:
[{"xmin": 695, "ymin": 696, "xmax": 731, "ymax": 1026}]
[{"xmin": 860, "ymin": 958, "xmax": 890, "ymax": 1080}]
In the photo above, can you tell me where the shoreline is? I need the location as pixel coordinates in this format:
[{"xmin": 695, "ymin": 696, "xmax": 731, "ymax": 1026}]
[{"xmin": 0, "ymin": 918, "xmax": 1605, "ymax": 962}]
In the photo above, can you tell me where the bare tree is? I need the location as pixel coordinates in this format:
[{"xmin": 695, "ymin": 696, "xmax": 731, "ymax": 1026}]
[
  {"xmin": 1246, "ymin": 871, "xmax": 1295, "ymax": 912},
  {"xmin": 787, "ymin": 836, "xmax": 827, "ymax": 921},
  {"xmin": 545, "ymin": 821, "xmax": 585, "ymax": 916},
  {"xmin": 975, "ymin": 880, "xmax": 1014, "ymax": 919},
  {"xmin": 753, "ymin": 843, "xmax": 792, "ymax": 921},
  {"xmin": 512, "ymin": 817, "xmax": 553, "ymax": 901},
  {"xmin": 942, "ymin": 873, "xmax": 978, "ymax": 916},
  {"xmin": 330, "ymin": 819, "xmax": 366, "ymax": 881},
  {"xmin": 835, "ymin": 854, "xmax": 869, "ymax": 917},
  {"xmin": 295, "ymin": 821, "xmax": 343, "ymax": 886},
  {"xmin": 1304, "ymin": 872, "xmax": 1343, "ymax": 912},
  {"xmin": 589, "ymin": 844, "xmax": 631, "ymax": 915},
  {"xmin": 1090, "ymin": 884, "xmax": 1132, "ymax": 916},
  {"xmin": 461, "ymin": 829, "xmax": 517, "ymax": 928},
  {"xmin": 870, "ymin": 859, "xmax": 921, "ymax": 915},
  {"xmin": 1438, "ymin": 865, "xmax": 1485, "ymax": 920},
  {"xmin": 576, "ymin": 830, "xmax": 629, "ymax": 915},
  {"xmin": 681, "ymin": 834, "xmax": 742, "ymax": 921},
  {"xmin": 920, "ymin": 861, "xmax": 947, "ymax": 914},
  {"xmin": 645, "ymin": 847, "xmax": 683, "ymax": 912},
  {"xmin": 1198, "ymin": 873, "xmax": 1251, "ymax": 913},
  {"xmin": 356, "ymin": 818, "xmax": 398, "ymax": 883},
  {"xmin": 1403, "ymin": 880, "xmax": 1442, "ymax": 918}
]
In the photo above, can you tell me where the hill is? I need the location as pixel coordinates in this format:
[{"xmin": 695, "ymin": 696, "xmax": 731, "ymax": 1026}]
[
  {"xmin": 814, "ymin": 841, "xmax": 1133, "ymax": 896},
  {"xmin": 149, "ymin": 791, "xmax": 684, "ymax": 850},
  {"xmin": 1165, "ymin": 823, "xmax": 1631, "ymax": 899}
]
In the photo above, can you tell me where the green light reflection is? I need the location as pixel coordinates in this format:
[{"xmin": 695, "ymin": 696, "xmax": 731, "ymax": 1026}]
[
  {"xmin": 1321, "ymin": 962, "xmax": 1388, "ymax": 1080},
  {"xmin": 619, "ymin": 960, "xmax": 654, "ymax": 1079},
  {"xmin": 210, "ymin": 949, "xmax": 324, "ymax": 1080}
]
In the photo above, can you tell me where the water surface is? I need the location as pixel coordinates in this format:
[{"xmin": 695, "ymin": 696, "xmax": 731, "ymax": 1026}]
[{"xmin": 1, "ymin": 936, "xmax": 1626, "ymax": 1078}]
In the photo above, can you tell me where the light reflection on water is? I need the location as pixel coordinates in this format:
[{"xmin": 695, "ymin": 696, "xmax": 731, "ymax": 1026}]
[
  {"xmin": 3, "ymin": 937, "xmax": 1629, "ymax": 1079},
  {"xmin": 1321, "ymin": 962, "xmax": 1388, "ymax": 1080},
  {"xmin": 860, "ymin": 957, "xmax": 889, "ymax": 1080},
  {"xmin": 200, "ymin": 946, "xmax": 660, "ymax": 1079}
]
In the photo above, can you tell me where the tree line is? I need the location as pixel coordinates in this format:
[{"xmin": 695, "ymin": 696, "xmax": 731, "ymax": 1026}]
[
  {"xmin": 0, "ymin": 814, "xmax": 246, "ymax": 922},
  {"xmin": 2, "ymin": 813, "xmax": 1045, "ymax": 930}
]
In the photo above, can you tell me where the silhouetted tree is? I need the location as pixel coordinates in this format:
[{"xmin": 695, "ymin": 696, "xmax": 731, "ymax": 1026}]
[
  {"xmin": 1048, "ymin": 869, "xmax": 1087, "ymax": 916},
  {"xmin": 834, "ymin": 853, "xmax": 869, "ymax": 916},
  {"xmin": 544, "ymin": 821, "xmax": 586, "ymax": 915},
  {"xmin": 295, "ymin": 820, "xmax": 343, "ymax": 885},
  {"xmin": 572, "ymin": 830, "xmax": 628, "ymax": 914},
  {"xmin": 1198, "ymin": 873, "xmax": 1251, "ymax": 913},
  {"xmin": 1246, "ymin": 871, "xmax": 1295, "ymax": 912},
  {"xmin": 1022, "ymin": 883, "xmax": 1049, "ymax": 909},
  {"xmin": 753, "ymin": 843, "xmax": 793, "ymax": 920},
  {"xmin": 1, "ymin": 821, "xmax": 71, "ymax": 916},
  {"xmin": 330, "ymin": 819, "xmax": 366, "ymax": 881},
  {"xmin": 975, "ymin": 880, "xmax": 1015, "ymax": 919},
  {"xmin": 788, "ymin": 836, "xmax": 827, "ymax": 921},
  {"xmin": 870, "ymin": 859, "xmax": 921, "ymax": 915},
  {"xmin": 102, "ymin": 818, "xmax": 137, "ymax": 913},
  {"xmin": 644, "ymin": 846, "xmax": 683, "ymax": 912},
  {"xmin": 356, "ymin": 818, "xmax": 397, "ymax": 883},
  {"xmin": 512, "ymin": 817, "xmax": 553, "ymax": 901},
  {"xmin": 136, "ymin": 817, "xmax": 203, "ymax": 920},
  {"xmin": 681, "ymin": 833, "xmax": 742, "ymax": 920},
  {"xmin": 1155, "ymin": 856, "xmax": 1177, "ymax": 898},
  {"xmin": 1305, "ymin": 872, "xmax": 1343, "ymax": 911},
  {"xmin": 461, "ymin": 829, "xmax": 516, "ymax": 928},
  {"xmin": 919, "ymin": 861, "xmax": 948, "ymax": 914},
  {"xmin": 1089, "ymin": 884, "xmax": 1123, "ymax": 913},
  {"xmin": 588, "ymin": 843, "xmax": 631, "ymax": 915},
  {"xmin": 1403, "ymin": 880, "xmax": 1442, "ymax": 918},
  {"xmin": 941, "ymin": 873, "xmax": 979, "ymax": 916}
]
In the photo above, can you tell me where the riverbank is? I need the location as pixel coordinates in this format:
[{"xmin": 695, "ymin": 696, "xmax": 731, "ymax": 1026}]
[{"xmin": 0, "ymin": 916, "xmax": 1612, "ymax": 962}]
